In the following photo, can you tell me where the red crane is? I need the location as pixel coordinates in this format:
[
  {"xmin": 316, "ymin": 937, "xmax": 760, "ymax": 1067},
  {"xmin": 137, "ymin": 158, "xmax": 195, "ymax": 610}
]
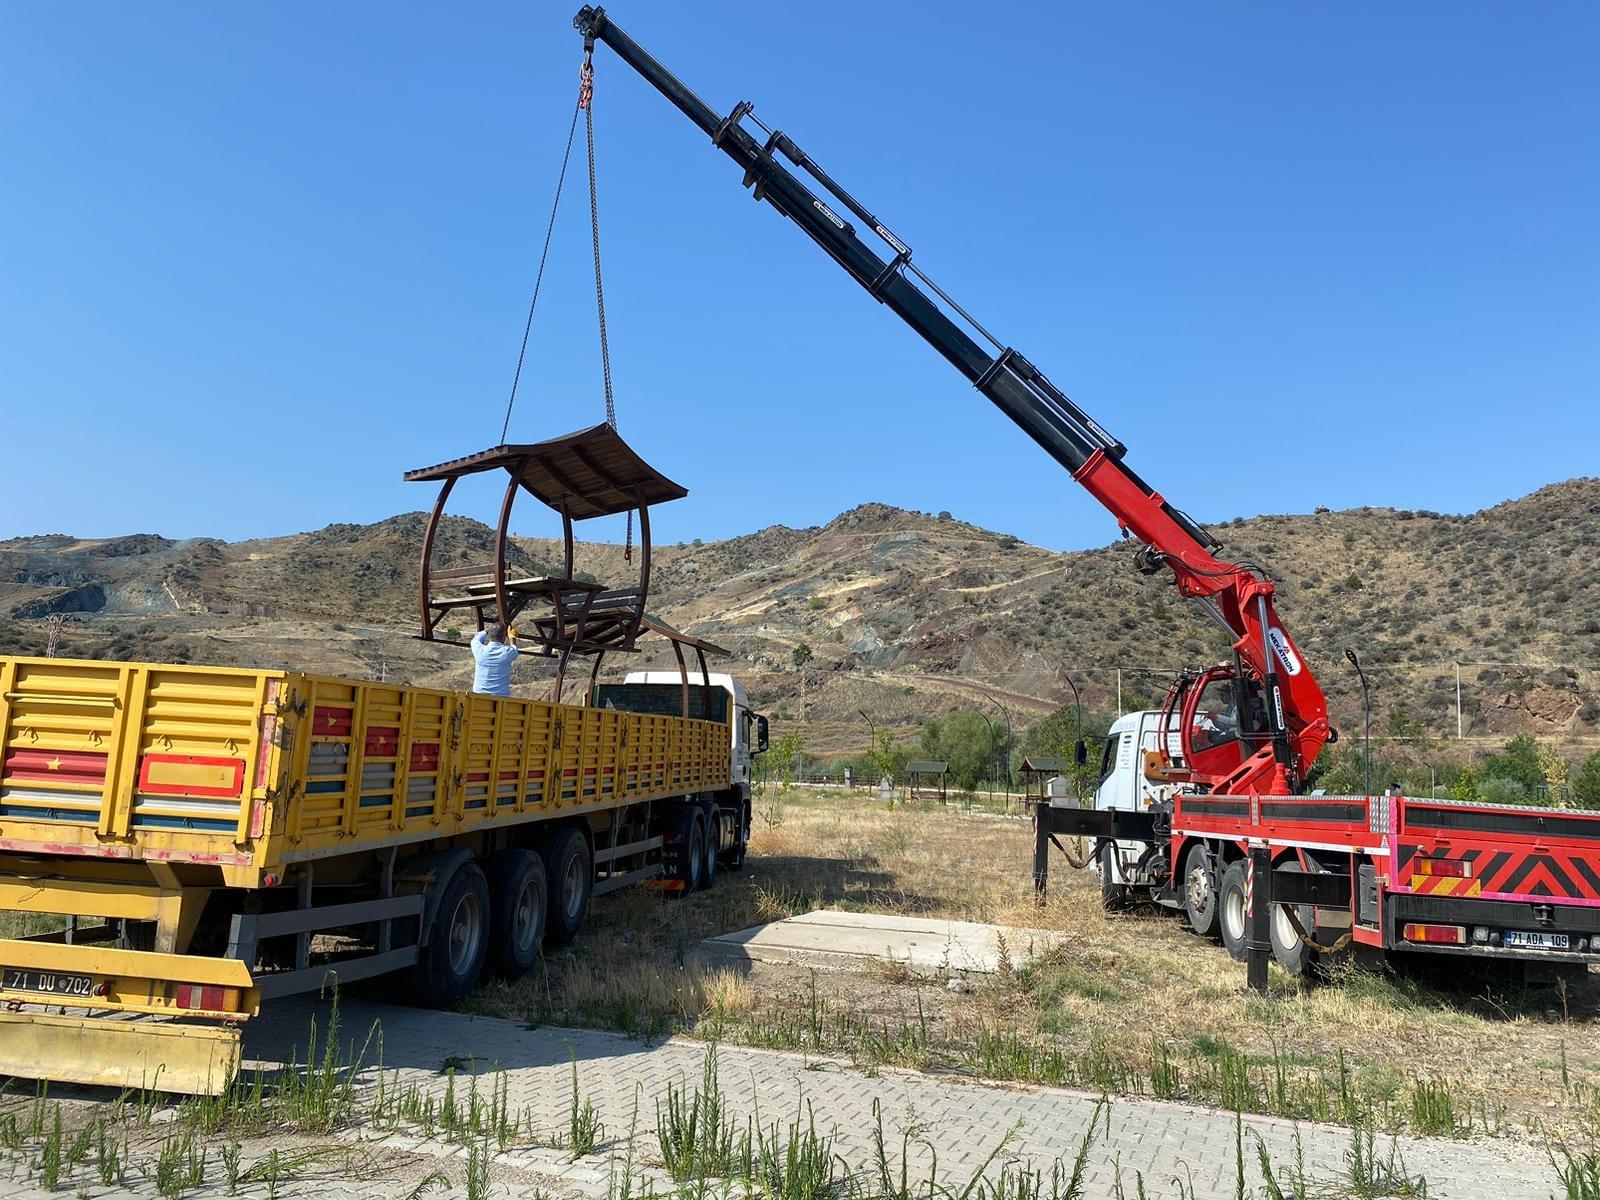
[{"xmin": 571, "ymin": 7, "xmax": 1330, "ymax": 795}]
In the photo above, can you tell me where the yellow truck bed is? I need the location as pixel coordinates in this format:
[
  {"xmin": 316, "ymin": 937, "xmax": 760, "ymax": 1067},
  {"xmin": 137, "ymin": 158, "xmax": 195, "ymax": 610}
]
[
  {"xmin": 0, "ymin": 655, "xmax": 728, "ymax": 882},
  {"xmin": 0, "ymin": 654, "xmax": 736, "ymax": 1092}
]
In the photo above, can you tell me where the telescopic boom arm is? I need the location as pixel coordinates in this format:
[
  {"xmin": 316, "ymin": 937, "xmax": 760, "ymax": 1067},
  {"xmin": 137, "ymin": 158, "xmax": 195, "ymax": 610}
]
[{"xmin": 572, "ymin": 6, "xmax": 1329, "ymax": 793}]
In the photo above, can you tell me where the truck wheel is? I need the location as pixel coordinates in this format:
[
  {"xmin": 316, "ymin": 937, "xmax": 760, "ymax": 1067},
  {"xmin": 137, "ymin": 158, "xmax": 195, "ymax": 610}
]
[
  {"xmin": 1182, "ymin": 844, "xmax": 1220, "ymax": 938},
  {"xmin": 413, "ymin": 861, "xmax": 490, "ymax": 1007},
  {"xmin": 1271, "ymin": 860, "xmax": 1317, "ymax": 977},
  {"xmin": 542, "ymin": 828, "xmax": 593, "ymax": 944},
  {"xmin": 701, "ymin": 810, "xmax": 720, "ymax": 889},
  {"xmin": 1219, "ymin": 860, "xmax": 1249, "ymax": 961},
  {"xmin": 685, "ymin": 814, "xmax": 707, "ymax": 893},
  {"xmin": 488, "ymin": 850, "xmax": 548, "ymax": 980},
  {"xmin": 1099, "ymin": 843, "xmax": 1130, "ymax": 912}
]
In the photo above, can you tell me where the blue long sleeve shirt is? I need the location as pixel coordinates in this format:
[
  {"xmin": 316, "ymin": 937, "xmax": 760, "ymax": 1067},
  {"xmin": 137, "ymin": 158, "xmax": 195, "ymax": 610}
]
[{"xmin": 470, "ymin": 631, "xmax": 519, "ymax": 696}]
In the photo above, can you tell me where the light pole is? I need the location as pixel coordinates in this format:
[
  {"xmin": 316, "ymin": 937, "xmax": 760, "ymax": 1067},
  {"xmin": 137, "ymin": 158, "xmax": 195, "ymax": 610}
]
[
  {"xmin": 984, "ymin": 693, "xmax": 1013, "ymax": 807},
  {"xmin": 975, "ymin": 709, "xmax": 998, "ymax": 800},
  {"xmin": 1060, "ymin": 672, "xmax": 1088, "ymax": 796},
  {"xmin": 858, "ymin": 709, "xmax": 877, "ymax": 783},
  {"xmin": 1346, "ymin": 648, "xmax": 1371, "ymax": 797}
]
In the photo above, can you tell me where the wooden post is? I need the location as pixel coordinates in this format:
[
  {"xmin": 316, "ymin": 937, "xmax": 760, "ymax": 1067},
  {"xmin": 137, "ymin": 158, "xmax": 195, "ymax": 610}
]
[
  {"xmin": 493, "ymin": 473, "xmax": 519, "ymax": 628},
  {"xmin": 418, "ymin": 477, "xmax": 457, "ymax": 638}
]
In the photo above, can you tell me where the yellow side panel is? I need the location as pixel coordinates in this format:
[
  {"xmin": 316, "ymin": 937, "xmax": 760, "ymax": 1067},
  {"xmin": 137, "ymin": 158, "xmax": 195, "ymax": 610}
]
[{"xmin": 0, "ymin": 656, "xmax": 283, "ymax": 871}]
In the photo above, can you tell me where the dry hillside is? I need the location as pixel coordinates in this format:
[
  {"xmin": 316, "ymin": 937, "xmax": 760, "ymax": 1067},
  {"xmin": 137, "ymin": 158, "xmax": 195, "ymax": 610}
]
[{"xmin": 2, "ymin": 479, "xmax": 1597, "ymax": 758}]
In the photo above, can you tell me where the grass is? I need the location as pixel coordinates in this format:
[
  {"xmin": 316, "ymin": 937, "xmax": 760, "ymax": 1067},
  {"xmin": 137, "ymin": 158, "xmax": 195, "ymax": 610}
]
[{"xmin": 462, "ymin": 788, "xmax": 1597, "ymax": 1142}]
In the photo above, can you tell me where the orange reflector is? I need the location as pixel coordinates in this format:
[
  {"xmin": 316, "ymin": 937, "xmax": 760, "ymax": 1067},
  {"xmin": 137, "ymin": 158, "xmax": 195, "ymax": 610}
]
[
  {"xmin": 1402, "ymin": 923, "xmax": 1466, "ymax": 945},
  {"xmin": 1414, "ymin": 858, "xmax": 1471, "ymax": 879}
]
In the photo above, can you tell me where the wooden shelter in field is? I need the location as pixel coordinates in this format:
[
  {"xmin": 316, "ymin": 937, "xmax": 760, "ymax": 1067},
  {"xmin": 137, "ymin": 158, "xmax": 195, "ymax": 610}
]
[{"xmin": 906, "ymin": 760, "xmax": 949, "ymax": 804}]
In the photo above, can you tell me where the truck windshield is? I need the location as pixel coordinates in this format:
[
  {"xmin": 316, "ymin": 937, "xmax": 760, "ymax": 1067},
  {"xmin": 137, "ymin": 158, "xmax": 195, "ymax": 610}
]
[
  {"xmin": 1190, "ymin": 676, "xmax": 1240, "ymax": 753},
  {"xmin": 1097, "ymin": 734, "xmax": 1118, "ymax": 786},
  {"xmin": 593, "ymin": 683, "xmax": 729, "ymax": 723}
]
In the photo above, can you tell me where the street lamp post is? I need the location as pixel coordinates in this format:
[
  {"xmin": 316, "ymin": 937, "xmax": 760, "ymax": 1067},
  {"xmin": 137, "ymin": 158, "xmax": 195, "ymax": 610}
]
[
  {"xmin": 975, "ymin": 709, "xmax": 998, "ymax": 801},
  {"xmin": 1060, "ymin": 671, "xmax": 1089, "ymax": 797},
  {"xmin": 984, "ymin": 694, "xmax": 1013, "ymax": 808},
  {"xmin": 1345, "ymin": 649, "xmax": 1372, "ymax": 797},
  {"xmin": 858, "ymin": 709, "xmax": 877, "ymax": 786}
]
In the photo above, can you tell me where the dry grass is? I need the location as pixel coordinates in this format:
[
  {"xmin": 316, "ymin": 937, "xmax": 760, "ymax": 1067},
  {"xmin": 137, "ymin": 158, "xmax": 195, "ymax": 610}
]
[{"xmin": 473, "ymin": 788, "xmax": 1598, "ymax": 1141}]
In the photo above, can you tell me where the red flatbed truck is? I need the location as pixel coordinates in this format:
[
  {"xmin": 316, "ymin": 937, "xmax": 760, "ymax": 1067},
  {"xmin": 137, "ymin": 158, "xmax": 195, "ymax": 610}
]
[{"xmin": 1037, "ymin": 707, "xmax": 1600, "ymax": 981}]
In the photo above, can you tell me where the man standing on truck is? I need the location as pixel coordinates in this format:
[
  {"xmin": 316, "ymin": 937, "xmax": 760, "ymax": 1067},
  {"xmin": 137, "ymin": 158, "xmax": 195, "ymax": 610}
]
[{"xmin": 470, "ymin": 623, "xmax": 519, "ymax": 696}]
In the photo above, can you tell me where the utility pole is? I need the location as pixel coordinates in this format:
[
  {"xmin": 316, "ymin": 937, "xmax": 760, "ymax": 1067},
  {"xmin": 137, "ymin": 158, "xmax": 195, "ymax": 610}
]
[
  {"xmin": 1455, "ymin": 662, "xmax": 1463, "ymax": 739},
  {"xmin": 1116, "ymin": 668, "xmax": 1123, "ymax": 715}
]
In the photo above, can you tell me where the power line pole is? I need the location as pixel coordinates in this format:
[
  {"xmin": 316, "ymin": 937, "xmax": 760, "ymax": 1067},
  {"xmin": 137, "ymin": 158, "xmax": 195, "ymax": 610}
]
[{"xmin": 1455, "ymin": 662, "xmax": 1463, "ymax": 739}]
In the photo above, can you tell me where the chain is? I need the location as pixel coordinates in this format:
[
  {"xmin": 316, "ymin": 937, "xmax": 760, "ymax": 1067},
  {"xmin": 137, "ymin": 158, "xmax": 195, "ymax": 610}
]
[{"xmin": 581, "ymin": 51, "xmax": 632, "ymax": 559}]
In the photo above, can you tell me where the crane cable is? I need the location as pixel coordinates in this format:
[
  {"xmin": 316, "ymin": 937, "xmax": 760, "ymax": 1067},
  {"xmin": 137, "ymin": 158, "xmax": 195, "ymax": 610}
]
[
  {"xmin": 500, "ymin": 91, "xmax": 582, "ymax": 445},
  {"xmin": 580, "ymin": 53, "xmax": 634, "ymax": 562}
]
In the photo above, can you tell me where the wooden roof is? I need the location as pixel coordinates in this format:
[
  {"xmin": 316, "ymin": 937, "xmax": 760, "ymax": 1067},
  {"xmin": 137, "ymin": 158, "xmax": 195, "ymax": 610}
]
[
  {"xmin": 1019, "ymin": 755, "xmax": 1070, "ymax": 773},
  {"xmin": 404, "ymin": 423, "xmax": 687, "ymax": 521},
  {"xmin": 906, "ymin": 760, "xmax": 948, "ymax": 775},
  {"xmin": 639, "ymin": 614, "xmax": 730, "ymax": 657}
]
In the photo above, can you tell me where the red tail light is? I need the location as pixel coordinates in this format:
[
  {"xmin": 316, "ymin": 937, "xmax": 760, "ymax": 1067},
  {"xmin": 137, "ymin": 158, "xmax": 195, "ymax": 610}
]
[
  {"xmin": 173, "ymin": 984, "xmax": 243, "ymax": 1012},
  {"xmin": 1414, "ymin": 858, "xmax": 1471, "ymax": 879},
  {"xmin": 1402, "ymin": 923, "xmax": 1466, "ymax": 945}
]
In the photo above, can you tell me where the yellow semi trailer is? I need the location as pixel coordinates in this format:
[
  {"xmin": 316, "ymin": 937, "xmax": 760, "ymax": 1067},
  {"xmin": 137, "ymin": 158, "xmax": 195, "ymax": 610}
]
[{"xmin": 0, "ymin": 654, "xmax": 764, "ymax": 1093}]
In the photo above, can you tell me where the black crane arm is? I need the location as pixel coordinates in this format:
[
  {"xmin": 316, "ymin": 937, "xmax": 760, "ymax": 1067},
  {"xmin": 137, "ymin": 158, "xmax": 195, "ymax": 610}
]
[
  {"xmin": 572, "ymin": 5, "xmax": 1218, "ymax": 558},
  {"xmin": 570, "ymin": 6, "xmax": 1332, "ymax": 794}
]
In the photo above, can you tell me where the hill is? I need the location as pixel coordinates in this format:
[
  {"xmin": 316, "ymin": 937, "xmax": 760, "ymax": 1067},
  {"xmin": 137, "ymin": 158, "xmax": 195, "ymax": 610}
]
[{"xmin": 3, "ymin": 480, "xmax": 1598, "ymax": 758}]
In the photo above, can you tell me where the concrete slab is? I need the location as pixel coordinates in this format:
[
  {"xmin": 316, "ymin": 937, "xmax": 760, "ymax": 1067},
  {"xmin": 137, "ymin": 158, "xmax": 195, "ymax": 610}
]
[{"xmin": 694, "ymin": 908, "xmax": 1062, "ymax": 976}]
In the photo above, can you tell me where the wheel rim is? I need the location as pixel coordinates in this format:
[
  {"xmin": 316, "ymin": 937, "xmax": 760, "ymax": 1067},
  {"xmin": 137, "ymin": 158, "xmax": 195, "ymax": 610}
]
[
  {"xmin": 447, "ymin": 890, "xmax": 484, "ymax": 975},
  {"xmin": 1272, "ymin": 904, "xmax": 1300, "ymax": 954},
  {"xmin": 513, "ymin": 876, "xmax": 541, "ymax": 953},
  {"xmin": 1223, "ymin": 887, "xmax": 1244, "ymax": 942},
  {"xmin": 1187, "ymin": 861, "xmax": 1211, "ymax": 912},
  {"xmin": 561, "ymin": 852, "xmax": 586, "ymax": 921},
  {"xmin": 688, "ymin": 826, "xmax": 703, "ymax": 885},
  {"xmin": 705, "ymin": 818, "xmax": 718, "ymax": 874}
]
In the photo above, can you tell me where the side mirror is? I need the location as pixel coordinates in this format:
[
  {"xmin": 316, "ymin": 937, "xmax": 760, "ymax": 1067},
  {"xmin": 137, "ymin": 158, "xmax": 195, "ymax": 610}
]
[
  {"xmin": 1074, "ymin": 739, "xmax": 1088, "ymax": 766},
  {"xmin": 753, "ymin": 715, "xmax": 770, "ymax": 754}
]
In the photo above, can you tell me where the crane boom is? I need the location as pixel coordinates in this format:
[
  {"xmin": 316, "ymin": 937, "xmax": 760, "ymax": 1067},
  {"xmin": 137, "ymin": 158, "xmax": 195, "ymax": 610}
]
[{"xmin": 572, "ymin": 6, "xmax": 1330, "ymax": 793}]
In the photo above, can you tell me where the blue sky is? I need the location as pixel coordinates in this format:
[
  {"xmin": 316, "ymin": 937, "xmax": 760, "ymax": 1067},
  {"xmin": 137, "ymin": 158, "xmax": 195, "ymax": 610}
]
[{"xmin": 2, "ymin": 3, "xmax": 1595, "ymax": 552}]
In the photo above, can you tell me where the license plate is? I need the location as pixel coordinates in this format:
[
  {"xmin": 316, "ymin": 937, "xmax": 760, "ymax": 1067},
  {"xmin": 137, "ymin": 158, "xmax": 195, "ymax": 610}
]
[
  {"xmin": 1505, "ymin": 930, "xmax": 1570, "ymax": 951},
  {"xmin": 0, "ymin": 967, "xmax": 97, "ymax": 998}
]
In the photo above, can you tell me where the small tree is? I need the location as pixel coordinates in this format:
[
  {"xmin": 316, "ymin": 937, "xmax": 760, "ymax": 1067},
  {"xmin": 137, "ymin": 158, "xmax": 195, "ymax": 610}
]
[
  {"xmin": 791, "ymin": 643, "xmax": 813, "ymax": 668},
  {"xmin": 1570, "ymin": 752, "xmax": 1600, "ymax": 811}
]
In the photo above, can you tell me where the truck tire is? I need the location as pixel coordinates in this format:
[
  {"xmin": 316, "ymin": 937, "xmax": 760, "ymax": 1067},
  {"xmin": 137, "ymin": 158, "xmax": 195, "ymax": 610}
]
[
  {"xmin": 488, "ymin": 850, "xmax": 547, "ymax": 980},
  {"xmin": 1219, "ymin": 860, "xmax": 1249, "ymax": 961},
  {"xmin": 542, "ymin": 828, "xmax": 593, "ymax": 944},
  {"xmin": 1270, "ymin": 859, "xmax": 1317, "ymax": 977},
  {"xmin": 686, "ymin": 813, "xmax": 707, "ymax": 893},
  {"xmin": 701, "ymin": 810, "xmax": 720, "ymax": 889},
  {"xmin": 413, "ymin": 860, "xmax": 490, "ymax": 1007},
  {"xmin": 1182, "ymin": 843, "xmax": 1220, "ymax": 938},
  {"xmin": 1099, "ymin": 843, "xmax": 1130, "ymax": 912}
]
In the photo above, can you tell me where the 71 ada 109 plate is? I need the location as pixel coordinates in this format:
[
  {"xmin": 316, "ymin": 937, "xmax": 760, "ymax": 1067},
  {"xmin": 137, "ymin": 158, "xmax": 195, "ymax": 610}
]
[
  {"xmin": 0, "ymin": 967, "xmax": 96, "ymax": 998},
  {"xmin": 1504, "ymin": 930, "xmax": 1570, "ymax": 951}
]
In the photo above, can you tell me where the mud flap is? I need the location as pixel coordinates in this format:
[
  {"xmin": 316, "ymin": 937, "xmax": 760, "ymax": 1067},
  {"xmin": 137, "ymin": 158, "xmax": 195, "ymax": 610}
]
[{"xmin": 0, "ymin": 1011, "xmax": 241, "ymax": 1095}]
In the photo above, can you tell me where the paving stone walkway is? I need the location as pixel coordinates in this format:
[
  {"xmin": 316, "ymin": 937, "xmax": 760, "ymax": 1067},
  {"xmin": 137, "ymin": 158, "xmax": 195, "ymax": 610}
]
[{"xmin": 1, "ymin": 996, "xmax": 1567, "ymax": 1200}]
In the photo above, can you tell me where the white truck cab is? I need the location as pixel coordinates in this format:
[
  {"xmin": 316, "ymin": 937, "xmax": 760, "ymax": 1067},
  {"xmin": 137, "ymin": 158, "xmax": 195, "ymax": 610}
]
[
  {"xmin": 604, "ymin": 671, "xmax": 767, "ymax": 787},
  {"xmin": 1087, "ymin": 710, "xmax": 1183, "ymax": 888}
]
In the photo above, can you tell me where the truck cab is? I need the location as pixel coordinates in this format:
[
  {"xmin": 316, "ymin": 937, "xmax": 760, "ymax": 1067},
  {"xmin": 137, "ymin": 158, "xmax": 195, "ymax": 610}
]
[
  {"xmin": 597, "ymin": 671, "xmax": 766, "ymax": 787},
  {"xmin": 1087, "ymin": 710, "xmax": 1183, "ymax": 891}
]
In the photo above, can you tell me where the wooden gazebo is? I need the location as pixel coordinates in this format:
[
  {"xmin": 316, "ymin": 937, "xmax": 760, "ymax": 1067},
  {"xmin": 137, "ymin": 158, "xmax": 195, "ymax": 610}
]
[
  {"xmin": 1019, "ymin": 755, "xmax": 1071, "ymax": 804},
  {"xmin": 405, "ymin": 424, "xmax": 686, "ymax": 665},
  {"xmin": 906, "ymin": 760, "xmax": 948, "ymax": 804}
]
